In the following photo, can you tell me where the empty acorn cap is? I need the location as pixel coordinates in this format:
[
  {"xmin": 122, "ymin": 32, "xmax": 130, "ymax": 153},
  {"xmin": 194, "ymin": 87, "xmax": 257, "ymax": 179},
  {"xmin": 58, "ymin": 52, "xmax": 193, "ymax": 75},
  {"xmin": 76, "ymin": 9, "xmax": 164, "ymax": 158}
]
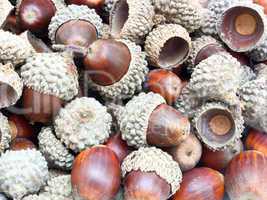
[
  {"xmin": 0, "ymin": 112, "xmax": 12, "ymax": 153},
  {"xmin": 110, "ymin": 0, "xmax": 154, "ymax": 44},
  {"xmin": 145, "ymin": 24, "xmax": 191, "ymax": 69},
  {"xmin": 193, "ymin": 102, "xmax": 244, "ymax": 151},
  {"xmin": 122, "ymin": 147, "xmax": 182, "ymax": 195},
  {"xmin": 0, "ymin": 0, "xmax": 12, "ymax": 26},
  {"xmin": 217, "ymin": 2, "xmax": 267, "ymax": 52}
]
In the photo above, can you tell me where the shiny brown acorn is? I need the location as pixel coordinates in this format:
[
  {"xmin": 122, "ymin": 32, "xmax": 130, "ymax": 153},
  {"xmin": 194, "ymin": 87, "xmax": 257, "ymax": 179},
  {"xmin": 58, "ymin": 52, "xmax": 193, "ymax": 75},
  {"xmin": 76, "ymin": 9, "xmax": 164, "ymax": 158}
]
[
  {"xmin": 71, "ymin": 146, "xmax": 121, "ymax": 200},
  {"xmin": 245, "ymin": 129, "xmax": 267, "ymax": 156},
  {"xmin": 225, "ymin": 150, "xmax": 267, "ymax": 200},
  {"xmin": 1, "ymin": 9, "xmax": 25, "ymax": 34},
  {"xmin": 65, "ymin": 0, "xmax": 105, "ymax": 9},
  {"xmin": 10, "ymin": 138, "xmax": 36, "ymax": 151},
  {"xmin": 173, "ymin": 167, "xmax": 225, "ymax": 200}
]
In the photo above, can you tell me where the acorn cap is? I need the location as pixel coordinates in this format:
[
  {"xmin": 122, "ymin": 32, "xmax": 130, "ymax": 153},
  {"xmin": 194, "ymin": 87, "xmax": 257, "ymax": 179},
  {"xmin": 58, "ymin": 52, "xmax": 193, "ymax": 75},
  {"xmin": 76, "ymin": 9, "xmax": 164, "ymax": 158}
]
[
  {"xmin": 49, "ymin": 5, "xmax": 103, "ymax": 44},
  {"xmin": 22, "ymin": 193, "xmax": 69, "ymax": 200},
  {"xmin": 0, "ymin": 0, "xmax": 12, "ymax": 26},
  {"xmin": 89, "ymin": 39, "xmax": 148, "ymax": 100},
  {"xmin": 121, "ymin": 147, "xmax": 182, "ymax": 195},
  {"xmin": 249, "ymin": 37, "xmax": 267, "ymax": 62},
  {"xmin": 20, "ymin": 53, "xmax": 79, "ymax": 101},
  {"xmin": 0, "ymin": 149, "xmax": 48, "ymax": 199},
  {"xmin": 118, "ymin": 92, "xmax": 166, "ymax": 148},
  {"xmin": 217, "ymin": 2, "xmax": 267, "ymax": 52},
  {"xmin": 99, "ymin": 23, "xmax": 111, "ymax": 39},
  {"xmin": 38, "ymin": 127, "xmax": 74, "ymax": 170},
  {"xmin": 0, "ymin": 30, "xmax": 34, "ymax": 67},
  {"xmin": 151, "ymin": 0, "xmax": 183, "ymax": 16},
  {"xmin": 0, "ymin": 112, "xmax": 12, "ymax": 153},
  {"xmin": 144, "ymin": 24, "xmax": 191, "ymax": 69},
  {"xmin": 152, "ymin": 14, "xmax": 167, "ymax": 26},
  {"xmin": 48, "ymin": 169, "xmax": 68, "ymax": 180},
  {"xmin": 238, "ymin": 65, "xmax": 256, "ymax": 89},
  {"xmin": 110, "ymin": 0, "xmax": 154, "ymax": 44},
  {"xmin": 254, "ymin": 63, "xmax": 267, "ymax": 79},
  {"xmin": 54, "ymin": 97, "xmax": 112, "ymax": 152},
  {"xmin": 193, "ymin": 102, "xmax": 244, "ymax": 151}
]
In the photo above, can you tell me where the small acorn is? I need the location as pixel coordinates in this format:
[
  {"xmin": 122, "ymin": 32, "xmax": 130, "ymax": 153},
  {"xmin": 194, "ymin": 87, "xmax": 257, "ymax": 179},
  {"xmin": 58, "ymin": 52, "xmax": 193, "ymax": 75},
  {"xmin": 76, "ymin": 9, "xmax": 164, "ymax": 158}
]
[
  {"xmin": 10, "ymin": 138, "xmax": 36, "ymax": 151},
  {"xmin": 65, "ymin": 0, "xmax": 105, "ymax": 9},
  {"xmin": 173, "ymin": 167, "xmax": 225, "ymax": 200},
  {"xmin": 245, "ymin": 129, "xmax": 267, "ymax": 156},
  {"xmin": 118, "ymin": 92, "xmax": 191, "ymax": 148},
  {"xmin": 71, "ymin": 146, "xmax": 121, "ymax": 200},
  {"xmin": 225, "ymin": 150, "xmax": 267, "ymax": 200},
  {"xmin": 122, "ymin": 147, "xmax": 182, "ymax": 200}
]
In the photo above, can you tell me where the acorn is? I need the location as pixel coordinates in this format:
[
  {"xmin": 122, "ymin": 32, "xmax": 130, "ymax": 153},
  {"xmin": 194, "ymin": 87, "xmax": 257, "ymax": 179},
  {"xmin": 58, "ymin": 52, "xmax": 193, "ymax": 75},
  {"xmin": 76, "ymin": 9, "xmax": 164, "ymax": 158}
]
[
  {"xmin": 122, "ymin": 147, "xmax": 182, "ymax": 199},
  {"xmin": 201, "ymin": 139, "xmax": 244, "ymax": 171},
  {"xmin": 144, "ymin": 69, "xmax": 183, "ymax": 105},
  {"xmin": 16, "ymin": 0, "xmax": 66, "ymax": 34},
  {"xmin": 110, "ymin": 0, "xmax": 154, "ymax": 44},
  {"xmin": 145, "ymin": 24, "xmax": 191, "ymax": 69},
  {"xmin": 10, "ymin": 138, "xmax": 36, "ymax": 151},
  {"xmin": 54, "ymin": 97, "xmax": 112, "ymax": 152},
  {"xmin": 225, "ymin": 150, "xmax": 267, "ymax": 199},
  {"xmin": 118, "ymin": 92, "xmax": 191, "ymax": 148},
  {"xmin": 0, "ymin": 149, "xmax": 48, "ymax": 199},
  {"xmin": 245, "ymin": 129, "xmax": 267, "ymax": 156},
  {"xmin": 38, "ymin": 127, "xmax": 74, "ymax": 170},
  {"xmin": 65, "ymin": 0, "xmax": 105, "ymax": 9},
  {"xmin": 217, "ymin": 2, "xmax": 266, "ymax": 52},
  {"xmin": 173, "ymin": 167, "xmax": 225, "ymax": 200},
  {"xmin": 1, "ymin": 8, "xmax": 25, "ymax": 35},
  {"xmin": 71, "ymin": 146, "xmax": 121, "ymax": 200},
  {"xmin": 49, "ymin": 5, "xmax": 103, "ymax": 50},
  {"xmin": 20, "ymin": 53, "xmax": 79, "ymax": 124},
  {"xmin": 193, "ymin": 102, "xmax": 244, "ymax": 151},
  {"xmin": 84, "ymin": 39, "xmax": 148, "ymax": 100}
]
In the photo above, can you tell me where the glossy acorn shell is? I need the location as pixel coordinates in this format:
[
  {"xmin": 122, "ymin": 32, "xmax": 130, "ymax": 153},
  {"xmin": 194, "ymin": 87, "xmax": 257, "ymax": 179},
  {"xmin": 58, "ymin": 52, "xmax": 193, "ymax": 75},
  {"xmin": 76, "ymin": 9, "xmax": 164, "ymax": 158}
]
[
  {"xmin": 245, "ymin": 129, "xmax": 267, "ymax": 156},
  {"xmin": 1, "ymin": 8, "xmax": 25, "ymax": 34},
  {"xmin": 65, "ymin": 0, "xmax": 105, "ymax": 9},
  {"xmin": 10, "ymin": 138, "xmax": 36, "ymax": 151}
]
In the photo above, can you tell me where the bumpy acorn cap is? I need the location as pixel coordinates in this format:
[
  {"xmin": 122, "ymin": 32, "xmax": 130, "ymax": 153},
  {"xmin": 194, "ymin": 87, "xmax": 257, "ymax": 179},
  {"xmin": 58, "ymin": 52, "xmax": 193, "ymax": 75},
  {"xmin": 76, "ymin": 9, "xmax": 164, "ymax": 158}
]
[
  {"xmin": 22, "ymin": 193, "xmax": 69, "ymax": 200},
  {"xmin": 0, "ymin": 112, "xmax": 12, "ymax": 153},
  {"xmin": 54, "ymin": 97, "xmax": 112, "ymax": 152},
  {"xmin": 190, "ymin": 52, "xmax": 241, "ymax": 105},
  {"xmin": 152, "ymin": 14, "xmax": 167, "ymax": 25},
  {"xmin": 144, "ymin": 24, "xmax": 191, "ymax": 69},
  {"xmin": 118, "ymin": 92, "xmax": 166, "ymax": 148},
  {"xmin": 49, "ymin": 5, "xmax": 103, "ymax": 44},
  {"xmin": 110, "ymin": 0, "xmax": 154, "ymax": 44},
  {"xmin": 99, "ymin": 23, "xmax": 111, "ymax": 39},
  {"xmin": 0, "ymin": 149, "xmax": 48, "ymax": 199},
  {"xmin": 249, "ymin": 37, "xmax": 267, "ymax": 62},
  {"xmin": 89, "ymin": 39, "xmax": 148, "ymax": 100},
  {"xmin": 239, "ymin": 78, "xmax": 267, "ymax": 132},
  {"xmin": 151, "ymin": 0, "xmax": 182, "ymax": 16},
  {"xmin": 0, "ymin": 0, "xmax": 12, "ymax": 26},
  {"xmin": 121, "ymin": 147, "xmax": 182, "ymax": 195},
  {"xmin": 193, "ymin": 102, "xmax": 244, "ymax": 151},
  {"xmin": 48, "ymin": 169, "xmax": 68, "ymax": 180},
  {"xmin": 238, "ymin": 65, "xmax": 256, "ymax": 89},
  {"xmin": 254, "ymin": 63, "xmax": 267, "ymax": 79},
  {"xmin": 0, "ymin": 30, "xmax": 34, "ymax": 67},
  {"xmin": 21, "ymin": 53, "xmax": 79, "ymax": 101},
  {"xmin": 38, "ymin": 127, "xmax": 74, "ymax": 170}
]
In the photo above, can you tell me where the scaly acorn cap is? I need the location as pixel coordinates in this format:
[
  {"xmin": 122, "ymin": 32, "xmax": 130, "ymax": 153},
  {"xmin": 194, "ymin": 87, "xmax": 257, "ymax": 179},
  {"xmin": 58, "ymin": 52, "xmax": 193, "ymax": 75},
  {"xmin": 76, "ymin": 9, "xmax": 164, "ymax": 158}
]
[
  {"xmin": 49, "ymin": 5, "xmax": 103, "ymax": 44},
  {"xmin": 193, "ymin": 102, "xmax": 244, "ymax": 151},
  {"xmin": 144, "ymin": 24, "xmax": 191, "ymax": 69},
  {"xmin": 110, "ymin": 0, "xmax": 154, "ymax": 44},
  {"xmin": 0, "ymin": 112, "xmax": 12, "ymax": 153},
  {"xmin": 254, "ymin": 63, "xmax": 267, "ymax": 79},
  {"xmin": 0, "ymin": 30, "xmax": 34, "ymax": 67},
  {"xmin": 151, "ymin": 0, "xmax": 183, "ymax": 16},
  {"xmin": 0, "ymin": 0, "xmax": 12, "ymax": 26},
  {"xmin": 121, "ymin": 147, "xmax": 182, "ymax": 195},
  {"xmin": 0, "ymin": 149, "xmax": 48, "ymax": 199},
  {"xmin": 249, "ymin": 37, "xmax": 267, "ymax": 62},
  {"xmin": 54, "ymin": 97, "xmax": 112, "ymax": 153},
  {"xmin": 89, "ymin": 39, "xmax": 148, "ymax": 100},
  {"xmin": 238, "ymin": 65, "xmax": 256, "ymax": 89},
  {"xmin": 38, "ymin": 127, "xmax": 74, "ymax": 171},
  {"xmin": 22, "ymin": 193, "xmax": 70, "ymax": 200},
  {"xmin": 118, "ymin": 92, "xmax": 166, "ymax": 148},
  {"xmin": 152, "ymin": 14, "xmax": 167, "ymax": 25},
  {"xmin": 20, "ymin": 53, "xmax": 79, "ymax": 101}
]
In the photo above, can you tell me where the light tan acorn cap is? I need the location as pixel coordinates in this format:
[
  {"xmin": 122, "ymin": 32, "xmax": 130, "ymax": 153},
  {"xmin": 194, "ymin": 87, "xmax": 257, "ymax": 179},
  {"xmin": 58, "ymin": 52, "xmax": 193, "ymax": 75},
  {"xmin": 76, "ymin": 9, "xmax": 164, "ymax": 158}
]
[
  {"xmin": 54, "ymin": 97, "xmax": 112, "ymax": 153},
  {"xmin": 49, "ymin": 5, "xmax": 103, "ymax": 44},
  {"xmin": 20, "ymin": 53, "xmax": 79, "ymax": 101},
  {"xmin": 0, "ymin": 30, "xmax": 34, "ymax": 67},
  {"xmin": 0, "ymin": 112, "xmax": 12, "ymax": 153},
  {"xmin": 118, "ymin": 92, "xmax": 166, "ymax": 148},
  {"xmin": 121, "ymin": 147, "xmax": 182, "ymax": 195},
  {"xmin": 254, "ymin": 63, "xmax": 267, "ymax": 79},
  {"xmin": 38, "ymin": 127, "xmax": 74, "ymax": 171},
  {"xmin": 110, "ymin": 0, "xmax": 154, "ymax": 44},
  {"xmin": 89, "ymin": 39, "xmax": 148, "ymax": 100},
  {"xmin": 0, "ymin": 193, "xmax": 7, "ymax": 200},
  {"xmin": 145, "ymin": 24, "xmax": 191, "ymax": 69},
  {"xmin": 0, "ymin": 149, "xmax": 48, "ymax": 199},
  {"xmin": 238, "ymin": 65, "xmax": 256, "ymax": 89},
  {"xmin": 0, "ymin": 0, "xmax": 12, "ymax": 26}
]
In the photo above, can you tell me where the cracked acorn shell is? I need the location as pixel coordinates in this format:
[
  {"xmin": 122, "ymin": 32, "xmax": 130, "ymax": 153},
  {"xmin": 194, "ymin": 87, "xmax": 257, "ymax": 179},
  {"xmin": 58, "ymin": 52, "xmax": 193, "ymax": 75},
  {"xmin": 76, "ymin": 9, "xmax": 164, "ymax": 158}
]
[
  {"xmin": 144, "ymin": 24, "xmax": 191, "ymax": 69},
  {"xmin": 88, "ymin": 39, "xmax": 148, "ymax": 100},
  {"xmin": 0, "ymin": 149, "xmax": 48, "ymax": 199},
  {"xmin": 122, "ymin": 147, "xmax": 182, "ymax": 198},
  {"xmin": 193, "ymin": 102, "xmax": 244, "ymax": 151},
  {"xmin": 110, "ymin": 0, "xmax": 154, "ymax": 44},
  {"xmin": 54, "ymin": 97, "xmax": 112, "ymax": 153},
  {"xmin": 38, "ymin": 127, "xmax": 74, "ymax": 170}
]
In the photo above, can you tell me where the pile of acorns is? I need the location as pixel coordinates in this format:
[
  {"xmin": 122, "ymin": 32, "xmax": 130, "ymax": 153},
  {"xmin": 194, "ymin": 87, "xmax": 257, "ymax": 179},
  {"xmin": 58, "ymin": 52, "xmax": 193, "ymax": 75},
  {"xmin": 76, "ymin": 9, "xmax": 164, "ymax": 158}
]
[{"xmin": 0, "ymin": 0, "xmax": 266, "ymax": 199}]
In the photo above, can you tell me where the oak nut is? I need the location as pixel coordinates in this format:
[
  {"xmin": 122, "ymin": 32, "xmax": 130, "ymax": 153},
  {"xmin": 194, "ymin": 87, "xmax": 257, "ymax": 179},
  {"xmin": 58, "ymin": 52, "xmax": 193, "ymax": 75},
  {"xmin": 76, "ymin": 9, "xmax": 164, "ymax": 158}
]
[
  {"xmin": 10, "ymin": 138, "xmax": 36, "ymax": 151},
  {"xmin": 245, "ymin": 129, "xmax": 267, "ymax": 156}
]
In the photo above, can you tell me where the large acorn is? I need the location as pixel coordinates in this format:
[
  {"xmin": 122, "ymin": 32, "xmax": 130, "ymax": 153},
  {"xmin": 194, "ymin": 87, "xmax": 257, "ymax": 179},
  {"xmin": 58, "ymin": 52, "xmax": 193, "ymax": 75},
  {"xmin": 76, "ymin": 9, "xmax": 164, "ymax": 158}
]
[
  {"xmin": 54, "ymin": 97, "xmax": 112, "ymax": 152},
  {"xmin": 20, "ymin": 53, "xmax": 79, "ymax": 124},
  {"xmin": 245, "ymin": 129, "xmax": 267, "ymax": 156},
  {"xmin": 84, "ymin": 39, "xmax": 148, "ymax": 100},
  {"xmin": 122, "ymin": 147, "xmax": 182, "ymax": 200},
  {"xmin": 118, "ymin": 92, "xmax": 191, "ymax": 148}
]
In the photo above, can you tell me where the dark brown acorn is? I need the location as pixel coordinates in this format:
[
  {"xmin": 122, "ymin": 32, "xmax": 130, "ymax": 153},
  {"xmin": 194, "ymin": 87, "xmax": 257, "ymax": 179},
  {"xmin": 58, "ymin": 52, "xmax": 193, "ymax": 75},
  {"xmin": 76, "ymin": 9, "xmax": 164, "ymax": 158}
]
[
  {"xmin": 71, "ymin": 145, "xmax": 121, "ymax": 200},
  {"xmin": 144, "ymin": 69, "xmax": 183, "ymax": 105},
  {"xmin": 10, "ymin": 138, "xmax": 36, "ymax": 150},
  {"xmin": 65, "ymin": 0, "xmax": 105, "ymax": 9},
  {"xmin": 1, "ymin": 8, "xmax": 25, "ymax": 34},
  {"xmin": 83, "ymin": 39, "xmax": 131, "ymax": 86},
  {"xmin": 245, "ymin": 129, "xmax": 267, "ymax": 156},
  {"xmin": 173, "ymin": 167, "xmax": 225, "ymax": 200}
]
